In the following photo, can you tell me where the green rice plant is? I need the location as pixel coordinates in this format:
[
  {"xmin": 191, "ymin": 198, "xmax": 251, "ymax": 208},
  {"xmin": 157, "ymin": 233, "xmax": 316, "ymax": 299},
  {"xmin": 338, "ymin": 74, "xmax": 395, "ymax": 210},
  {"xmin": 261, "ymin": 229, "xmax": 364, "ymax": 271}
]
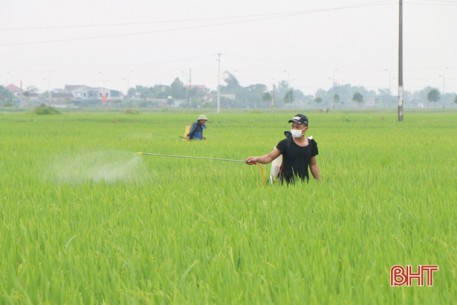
[{"xmin": 0, "ymin": 111, "xmax": 456, "ymax": 304}]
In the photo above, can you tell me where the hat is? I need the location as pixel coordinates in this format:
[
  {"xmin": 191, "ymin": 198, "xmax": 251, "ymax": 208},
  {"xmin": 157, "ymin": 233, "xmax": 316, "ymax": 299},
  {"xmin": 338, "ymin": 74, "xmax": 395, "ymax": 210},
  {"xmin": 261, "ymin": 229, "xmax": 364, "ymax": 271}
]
[
  {"xmin": 288, "ymin": 114, "xmax": 308, "ymax": 125},
  {"xmin": 197, "ymin": 114, "xmax": 208, "ymax": 121}
]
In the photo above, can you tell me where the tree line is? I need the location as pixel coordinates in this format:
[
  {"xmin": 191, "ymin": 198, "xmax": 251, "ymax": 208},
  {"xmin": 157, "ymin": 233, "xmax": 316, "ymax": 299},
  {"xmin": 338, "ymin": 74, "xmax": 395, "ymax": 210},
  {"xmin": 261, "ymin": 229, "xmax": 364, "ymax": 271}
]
[{"xmin": 2, "ymin": 71, "xmax": 457, "ymax": 109}]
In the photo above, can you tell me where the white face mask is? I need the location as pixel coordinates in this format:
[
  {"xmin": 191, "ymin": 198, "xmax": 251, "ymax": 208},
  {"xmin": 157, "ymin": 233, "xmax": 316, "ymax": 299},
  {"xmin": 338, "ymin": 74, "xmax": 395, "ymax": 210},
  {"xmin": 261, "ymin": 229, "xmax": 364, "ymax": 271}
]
[{"xmin": 290, "ymin": 129, "xmax": 303, "ymax": 138}]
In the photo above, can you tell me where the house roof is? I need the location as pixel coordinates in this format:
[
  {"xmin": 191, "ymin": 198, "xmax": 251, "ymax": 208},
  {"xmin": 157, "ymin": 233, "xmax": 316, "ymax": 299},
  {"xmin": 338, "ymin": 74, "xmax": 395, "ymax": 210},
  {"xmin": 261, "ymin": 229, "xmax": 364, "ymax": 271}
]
[
  {"xmin": 65, "ymin": 85, "xmax": 90, "ymax": 91},
  {"xmin": 6, "ymin": 84, "xmax": 23, "ymax": 93}
]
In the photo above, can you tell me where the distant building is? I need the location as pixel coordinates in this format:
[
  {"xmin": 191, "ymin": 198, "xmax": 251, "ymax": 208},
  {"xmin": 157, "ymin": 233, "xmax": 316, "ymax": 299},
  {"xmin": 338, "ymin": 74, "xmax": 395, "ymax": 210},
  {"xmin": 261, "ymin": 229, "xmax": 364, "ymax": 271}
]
[
  {"xmin": 65, "ymin": 85, "xmax": 124, "ymax": 101},
  {"xmin": 49, "ymin": 89, "xmax": 74, "ymax": 108},
  {"xmin": 5, "ymin": 84, "xmax": 23, "ymax": 97},
  {"xmin": 220, "ymin": 93, "xmax": 236, "ymax": 100}
]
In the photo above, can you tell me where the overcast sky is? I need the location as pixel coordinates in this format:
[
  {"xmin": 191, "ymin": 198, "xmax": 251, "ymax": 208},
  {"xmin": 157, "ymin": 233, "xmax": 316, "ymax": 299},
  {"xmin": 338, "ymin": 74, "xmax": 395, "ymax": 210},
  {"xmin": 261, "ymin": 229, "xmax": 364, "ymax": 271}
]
[{"xmin": 1, "ymin": 0, "xmax": 456, "ymax": 95}]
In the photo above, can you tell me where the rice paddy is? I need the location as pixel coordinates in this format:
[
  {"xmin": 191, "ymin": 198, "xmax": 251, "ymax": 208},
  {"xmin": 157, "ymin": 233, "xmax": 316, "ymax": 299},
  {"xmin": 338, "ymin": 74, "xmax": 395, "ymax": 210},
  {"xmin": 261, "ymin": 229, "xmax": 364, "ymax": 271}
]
[{"xmin": 1, "ymin": 110, "xmax": 456, "ymax": 304}]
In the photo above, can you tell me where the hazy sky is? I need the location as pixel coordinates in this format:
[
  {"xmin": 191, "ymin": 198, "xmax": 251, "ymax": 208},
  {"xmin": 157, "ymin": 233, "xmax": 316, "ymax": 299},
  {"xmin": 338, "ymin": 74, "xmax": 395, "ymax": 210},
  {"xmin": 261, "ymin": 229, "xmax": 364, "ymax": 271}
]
[{"xmin": 1, "ymin": 0, "xmax": 456, "ymax": 95}]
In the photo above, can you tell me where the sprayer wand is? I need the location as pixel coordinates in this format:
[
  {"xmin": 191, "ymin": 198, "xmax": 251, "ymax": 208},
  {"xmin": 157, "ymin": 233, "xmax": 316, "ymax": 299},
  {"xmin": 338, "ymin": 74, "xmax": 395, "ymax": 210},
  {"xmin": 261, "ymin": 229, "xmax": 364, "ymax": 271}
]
[
  {"xmin": 136, "ymin": 152, "xmax": 244, "ymax": 163},
  {"xmin": 136, "ymin": 152, "xmax": 266, "ymax": 185}
]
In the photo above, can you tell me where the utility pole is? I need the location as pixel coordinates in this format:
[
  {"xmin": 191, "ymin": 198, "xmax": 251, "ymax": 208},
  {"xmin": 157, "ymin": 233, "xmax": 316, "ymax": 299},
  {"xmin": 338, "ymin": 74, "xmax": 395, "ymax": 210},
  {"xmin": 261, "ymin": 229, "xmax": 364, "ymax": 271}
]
[
  {"xmin": 217, "ymin": 53, "xmax": 221, "ymax": 114},
  {"xmin": 188, "ymin": 69, "xmax": 192, "ymax": 106},
  {"xmin": 48, "ymin": 77, "xmax": 52, "ymax": 104},
  {"xmin": 439, "ymin": 66, "xmax": 449, "ymax": 97},
  {"xmin": 48, "ymin": 70, "xmax": 54, "ymax": 104},
  {"xmin": 272, "ymin": 79, "xmax": 276, "ymax": 108},
  {"xmin": 385, "ymin": 68, "xmax": 392, "ymax": 94},
  {"xmin": 398, "ymin": 0, "xmax": 404, "ymax": 121}
]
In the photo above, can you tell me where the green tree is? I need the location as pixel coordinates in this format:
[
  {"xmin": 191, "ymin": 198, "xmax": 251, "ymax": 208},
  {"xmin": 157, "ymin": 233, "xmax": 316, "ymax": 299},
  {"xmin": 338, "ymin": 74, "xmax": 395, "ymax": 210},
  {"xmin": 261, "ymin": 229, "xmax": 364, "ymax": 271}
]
[
  {"xmin": 0, "ymin": 86, "xmax": 13, "ymax": 106},
  {"xmin": 262, "ymin": 92, "xmax": 272, "ymax": 107},
  {"xmin": 377, "ymin": 88, "xmax": 394, "ymax": 106},
  {"xmin": 222, "ymin": 71, "xmax": 241, "ymax": 91},
  {"xmin": 170, "ymin": 78, "xmax": 186, "ymax": 99},
  {"xmin": 333, "ymin": 93, "xmax": 340, "ymax": 108},
  {"xmin": 150, "ymin": 85, "xmax": 171, "ymax": 99},
  {"xmin": 134, "ymin": 85, "xmax": 151, "ymax": 99},
  {"xmin": 276, "ymin": 80, "xmax": 289, "ymax": 106},
  {"xmin": 242, "ymin": 84, "xmax": 268, "ymax": 108},
  {"xmin": 127, "ymin": 88, "xmax": 136, "ymax": 98},
  {"xmin": 352, "ymin": 92, "xmax": 364, "ymax": 105},
  {"xmin": 284, "ymin": 89, "xmax": 294, "ymax": 104},
  {"xmin": 427, "ymin": 89, "xmax": 441, "ymax": 104}
]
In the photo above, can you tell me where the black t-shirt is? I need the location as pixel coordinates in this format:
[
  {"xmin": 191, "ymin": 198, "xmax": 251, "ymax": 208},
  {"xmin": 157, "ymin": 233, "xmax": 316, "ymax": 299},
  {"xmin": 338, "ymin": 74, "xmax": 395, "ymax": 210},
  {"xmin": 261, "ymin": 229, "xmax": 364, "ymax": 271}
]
[{"xmin": 276, "ymin": 137, "xmax": 318, "ymax": 183}]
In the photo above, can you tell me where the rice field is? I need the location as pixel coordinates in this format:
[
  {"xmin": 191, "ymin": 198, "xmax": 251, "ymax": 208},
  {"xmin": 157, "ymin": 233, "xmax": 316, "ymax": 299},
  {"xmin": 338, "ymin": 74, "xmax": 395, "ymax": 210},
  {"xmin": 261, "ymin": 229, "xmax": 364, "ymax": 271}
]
[{"xmin": 1, "ymin": 110, "xmax": 456, "ymax": 304}]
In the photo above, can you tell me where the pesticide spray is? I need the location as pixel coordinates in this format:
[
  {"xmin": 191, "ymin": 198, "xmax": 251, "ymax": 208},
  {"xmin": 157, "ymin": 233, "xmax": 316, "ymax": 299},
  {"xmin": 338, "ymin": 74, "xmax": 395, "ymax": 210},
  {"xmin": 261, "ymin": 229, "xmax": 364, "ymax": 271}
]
[
  {"xmin": 46, "ymin": 150, "xmax": 266, "ymax": 185},
  {"xmin": 136, "ymin": 152, "xmax": 266, "ymax": 185},
  {"xmin": 46, "ymin": 150, "xmax": 149, "ymax": 184}
]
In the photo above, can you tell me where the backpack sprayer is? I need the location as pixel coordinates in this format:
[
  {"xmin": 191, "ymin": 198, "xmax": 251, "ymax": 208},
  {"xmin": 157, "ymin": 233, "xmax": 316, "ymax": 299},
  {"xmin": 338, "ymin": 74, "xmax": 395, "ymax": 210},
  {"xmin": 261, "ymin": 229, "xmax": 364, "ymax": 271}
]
[{"xmin": 136, "ymin": 152, "xmax": 267, "ymax": 185}]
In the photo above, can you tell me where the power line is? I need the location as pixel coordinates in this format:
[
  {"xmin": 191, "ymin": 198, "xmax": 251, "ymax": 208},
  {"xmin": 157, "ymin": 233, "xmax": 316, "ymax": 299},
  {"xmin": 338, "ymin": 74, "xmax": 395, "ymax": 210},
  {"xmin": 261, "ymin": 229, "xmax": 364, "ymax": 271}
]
[
  {"xmin": 0, "ymin": 1, "xmax": 395, "ymax": 46},
  {"xmin": 405, "ymin": 0, "xmax": 457, "ymax": 6},
  {"xmin": 0, "ymin": 14, "xmax": 294, "ymax": 32},
  {"xmin": 0, "ymin": 54, "xmax": 216, "ymax": 69},
  {"xmin": 0, "ymin": 1, "xmax": 394, "ymax": 32}
]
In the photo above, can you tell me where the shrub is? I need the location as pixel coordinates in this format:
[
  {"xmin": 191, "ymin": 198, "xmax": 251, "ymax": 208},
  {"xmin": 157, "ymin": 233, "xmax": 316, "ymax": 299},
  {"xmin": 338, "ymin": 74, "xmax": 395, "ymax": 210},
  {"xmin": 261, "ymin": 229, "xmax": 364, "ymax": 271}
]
[{"xmin": 33, "ymin": 104, "xmax": 61, "ymax": 115}]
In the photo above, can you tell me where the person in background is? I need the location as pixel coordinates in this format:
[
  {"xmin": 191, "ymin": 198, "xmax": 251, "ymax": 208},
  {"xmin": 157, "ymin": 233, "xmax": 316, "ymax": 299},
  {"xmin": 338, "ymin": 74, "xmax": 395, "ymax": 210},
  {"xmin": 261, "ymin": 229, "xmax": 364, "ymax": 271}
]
[
  {"xmin": 245, "ymin": 114, "xmax": 320, "ymax": 184},
  {"xmin": 187, "ymin": 114, "xmax": 208, "ymax": 140}
]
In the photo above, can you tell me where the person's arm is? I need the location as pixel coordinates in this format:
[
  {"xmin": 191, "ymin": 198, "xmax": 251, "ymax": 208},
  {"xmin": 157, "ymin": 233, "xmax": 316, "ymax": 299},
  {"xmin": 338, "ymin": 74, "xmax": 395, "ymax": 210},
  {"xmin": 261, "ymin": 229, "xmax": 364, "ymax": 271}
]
[
  {"xmin": 245, "ymin": 148, "xmax": 281, "ymax": 165},
  {"xmin": 309, "ymin": 156, "xmax": 320, "ymax": 180}
]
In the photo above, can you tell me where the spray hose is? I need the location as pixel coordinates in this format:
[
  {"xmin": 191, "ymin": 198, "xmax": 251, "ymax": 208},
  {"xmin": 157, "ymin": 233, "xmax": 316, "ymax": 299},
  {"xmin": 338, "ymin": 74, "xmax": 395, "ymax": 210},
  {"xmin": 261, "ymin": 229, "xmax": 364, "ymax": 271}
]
[
  {"xmin": 136, "ymin": 152, "xmax": 266, "ymax": 185},
  {"xmin": 256, "ymin": 163, "xmax": 266, "ymax": 185}
]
